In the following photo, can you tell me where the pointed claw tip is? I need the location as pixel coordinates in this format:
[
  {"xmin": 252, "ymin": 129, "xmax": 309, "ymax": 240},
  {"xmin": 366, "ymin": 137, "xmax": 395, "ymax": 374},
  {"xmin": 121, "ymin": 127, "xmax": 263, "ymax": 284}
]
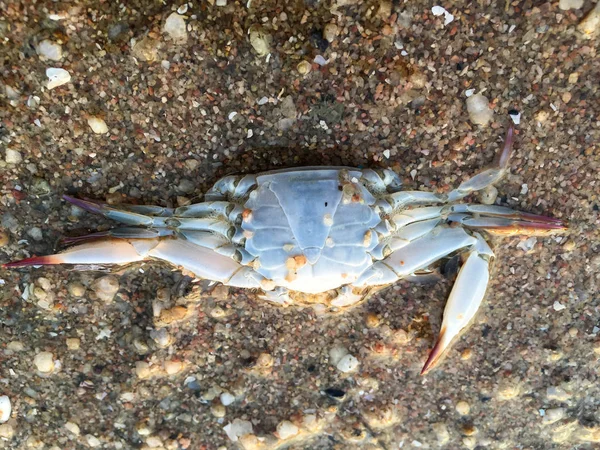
[
  {"xmin": 420, "ymin": 328, "xmax": 447, "ymax": 376},
  {"xmin": 3, "ymin": 255, "xmax": 61, "ymax": 268}
]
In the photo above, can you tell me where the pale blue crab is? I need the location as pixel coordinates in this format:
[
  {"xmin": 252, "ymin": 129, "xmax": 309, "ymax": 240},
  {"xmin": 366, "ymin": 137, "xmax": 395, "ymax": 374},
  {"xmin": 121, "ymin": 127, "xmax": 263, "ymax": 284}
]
[{"xmin": 4, "ymin": 124, "xmax": 566, "ymax": 374}]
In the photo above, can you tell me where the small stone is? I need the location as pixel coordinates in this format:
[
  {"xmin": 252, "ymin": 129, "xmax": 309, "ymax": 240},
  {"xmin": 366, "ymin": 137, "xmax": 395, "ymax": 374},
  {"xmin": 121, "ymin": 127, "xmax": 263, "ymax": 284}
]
[
  {"xmin": 223, "ymin": 419, "xmax": 253, "ymax": 442},
  {"xmin": 136, "ymin": 421, "xmax": 153, "ymax": 436},
  {"xmin": 86, "ymin": 435, "xmax": 102, "ymax": 447},
  {"xmin": 336, "ymin": 354, "xmax": 359, "ymax": 373},
  {"xmin": 479, "ymin": 185, "xmax": 498, "ymax": 205},
  {"xmin": 211, "ymin": 404, "xmax": 226, "ymax": 418},
  {"xmin": 67, "ymin": 282, "xmax": 86, "ymax": 297},
  {"xmin": 562, "ymin": 92, "xmax": 572, "ymax": 104},
  {"xmin": 66, "ymin": 338, "xmax": 80, "ymax": 350},
  {"xmin": 92, "ymin": 275, "xmax": 119, "ymax": 302},
  {"xmin": 553, "ymin": 301, "xmax": 566, "ymax": 311},
  {"xmin": 64, "ymin": 422, "xmax": 80, "ymax": 436},
  {"xmin": 329, "ymin": 345, "xmax": 349, "ymax": 366},
  {"xmin": 461, "ymin": 424, "xmax": 477, "ymax": 436},
  {"xmin": 562, "ymin": 240, "xmax": 576, "ymax": 252},
  {"xmin": 568, "ymin": 327, "xmax": 578, "ymax": 337},
  {"xmin": 36, "ymin": 40, "xmax": 63, "ymax": 60},
  {"xmin": 461, "ymin": 348, "xmax": 473, "ymax": 360},
  {"xmin": 255, "ymin": 352, "xmax": 274, "ymax": 369},
  {"xmin": 0, "ymin": 396, "xmax": 11, "ymax": 423},
  {"xmin": 376, "ymin": 0, "xmax": 393, "ymax": 19},
  {"xmin": 46, "ymin": 67, "xmax": 71, "ymax": 89},
  {"xmin": 135, "ymin": 362, "xmax": 152, "ymax": 379},
  {"xmin": 456, "ymin": 401, "xmax": 470, "ymax": 415},
  {"xmin": 163, "ymin": 12, "xmax": 187, "ymax": 42},
  {"xmin": 34, "ymin": 351, "xmax": 55, "ymax": 373},
  {"xmin": 432, "ymin": 422, "xmax": 449, "ymax": 445},
  {"xmin": 568, "ymin": 72, "xmax": 579, "ymax": 84},
  {"xmin": 543, "ymin": 408, "xmax": 565, "ymax": 425},
  {"xmin": 27, "ymin": 227, "xmax": 43, "ymax": 241},
  {"xmin": 547, "ymin": 386, "xmax": 571, "ymax": 402},
  {"xmin": 220, "ymin": 392, "xmax": 235, "ymax": 406},
  {"xmin": 517, "ymin": 236, "xmax": 537, "ymax": 253},
  {"xmin": 177, "ymin": 179, "xmax": 195, "ymax": 194},
  {"xmin": 365, "ymin": 313, "xmax": 380, "ymax": 328},
  {"xmin": 323, "ymin": 23, "xmax": 339, "ymax": 43},
  {"xmin": 164, "ymin": 360, "xmax": 184, "ymax": 375},
  {"xmin": 184, "ymin": 159, "xmax": 200, "ymax": 171},
  {"xmin": 216, "ymin": 0, "xmax": 227, "ymax": 5},
  {"xmin": 431, "ymin": 5, "xmax": 454, "ymax": 26},
  {"xmin": 0, "ymin": 423, "xmax": 14, "ymax": 439},
  {"xmin": 145, "ymin": 436, "xmax": 163, "ymax": 448},
  {"xmin": 5, "ymin": 149, "xmax": 22, "ymax": 164},
  {"xmin": 466, "ymin": 93, "xmax": 493, "ymax": 126},
  {"xmin": 297, "ymin": 60, "xmax": 312, "ymax": 75},
  {"xmin": 275, "ymin": 421, "xmax": 299, "ymax": 440},
  {"xmin": 132, "ymin": 37, "xmax": 160, "ymax": 62},
  {"xmin": 497, "ymin": 383, "xmax": 520, "ymax": 400},
  {"xmin": 559, "ymin": 0, "xmax": 584, "ymax": 10},
  {"xmin": 87, "ymin": 117, "xmax": 109, "ymax": 134},
  {"xmin": 249, "ymin": 25, "xmax": 271, "ymax": 56},
  {"xmin": 462, "ymin": 436, "xmax": 477, "ymax": 449},
  {"xmin": 7, "ymin": 341, "xmax": 24, "ymax": 352},
  {"xmin": 0, "ymin": 231, "xmax": 9, "ymax": 247}
]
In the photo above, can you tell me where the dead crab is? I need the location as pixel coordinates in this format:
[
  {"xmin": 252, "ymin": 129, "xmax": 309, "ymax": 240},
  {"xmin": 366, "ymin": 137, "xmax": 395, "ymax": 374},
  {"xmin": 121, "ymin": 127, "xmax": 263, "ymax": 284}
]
[{"xmin": 4, "ymin": 123, "xmax": 566, "ymax": 374}]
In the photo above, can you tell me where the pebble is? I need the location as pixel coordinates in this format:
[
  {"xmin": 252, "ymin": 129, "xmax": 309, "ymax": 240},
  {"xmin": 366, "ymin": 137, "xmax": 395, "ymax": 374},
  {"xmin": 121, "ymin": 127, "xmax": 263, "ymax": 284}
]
[
  {"xmin": 177, "ymin": 179, "xmax": 195, "ymax": 194},
  {"xmin": 0, "ymin": 423, "xmax": 14, "ymax": 439},
  {"xmin": 562, "ymin": 240, "xmax": 576, "ymax": 252},
  {"xmin": 517, "ymin": 237, "xmax": 537, "ymax": 253},
  {"xmin": 86, "ymin": 435, "xmax": 102, "ymax": 447},
  {"xmin": 36, "ymin": 40, "xmax": 62, "ymax": 60},
  {"xmin": 479, "ymin": 185, "xmax": 498, "ymax": 205},
  {"xmin": 466, "ymin": 93, "xmax": 493, "ymax": 126},
  {"xmin": 431, "ymin": 5, "xmax": 454, "ymax": 26},
  {"xmin": 543, "ymin": 408, "xmax": 565, "ymax": 425},
  {"xmin": 336, "ymin": 354, "xmax": 360, "ymax": 373},
  {"xmin": 249, "ymin": 26, "xmax": 271, "ymax": 56},
  {"xmin": 5, "ymin": 149, "xmax": 22, "ymax": 164},
  {"xmin": 67, "ymin": 282, "xmax": 86, "ymax": 297},
  {"xmin": 432, "ymin": 422, "xmax": 450, "ymax": 445},
  {"xmin": 275, "ymin": 420, "xmax": 299, "ymax": 440},
  {"xmin": 220, "ymin": 392, "xmax": 235, "ymax": 406},
  {"xmin": 216, "ymin": 0, "xmax": 227, "ymax": 5},
  {"xmin": 7, "ymin": 341, "xmax": 24, "ymax": 352},
  {"xmin": 323, "ymin": 23, "xmax": 339, "ymax": 43},
  {"xmin": 559, "ymin": 0, "xmax": 584, "ymax": 10},
  {"xmin": 132, "ymin": 38, "xmax": 160, "ymax": 62},
  {"xmin": 329, "ymin": 345, "xmax": 349, "ymax": 365},
  {"xmin": 0, "ymin": 396, "xmax": 11, "ymax": 423},
  {"xmin": 456, "ymin": 401, "xmax": 470, "ymax": 415},
  {"xmin": 64, "ymin": 422, "xmax": 80, "ymax": 436},
  {"xmin": 66, "ymin": 338, "xmax": 80, "ymax": 350},
  {"xmin": 91, "ymin": 275, "xmax": 119, "ymax": 302},
  {"xmin": 562, "ymin": 92, "xmax": 572, "ymax": 104},
  {"xmin": 553, "ymin": 301, "xmax": 566, "ymax": 311},
  {"xmin": 163, "ymin": 12, "xmax": 187, "ymax": 42},
  {"xmin": 164, "ymin": 360, "xmax": 184, "ymax": 375},
  {"xmin": 34, "ymin": 351, "xmax": 55, "ymax": 373},
  {"xmin": 547, "ymin": 386, "xmax": 570, "ymax": 402},
  {"xmin": 365, "ymin": 313, "xmax": 380, "ymax": 328},
  {"xmin": 461, "ymin": 348, "xmax": 473, "ymax": 360},
  {"xmin": 211, "ymin": 404, "xmax": 226, "ymax": 418},
  {"xmin": 297, "ymin": 61, "xmax": 312, "ymax": 75},
  {"xmin": 87, "ymin": 117, "xmax": 109, "ymax": 134},
  {"xmin": 150, "ymin": 328, "xmax": 174, "ymax": 348},
  {"xmin": 145, "ymin": 436, "xmax": 163, "ymax": 448},
  {"xmin": 463, "ymin": 436, "xmax": 477, "ymax": 449},
  {"xmin": 223, "ymin": 419, "xmax": 253, "ymax": 442},
  {"xmin": 497, "ymin": 383, "xmax": 520, "ymax": 400},
  {"xmin": 46, "ymin": 67, "xmax": 71, "ymax": 90},
  {"xmin": 28, "ymin": 227, "xmax": 43, "ymax": 241}
]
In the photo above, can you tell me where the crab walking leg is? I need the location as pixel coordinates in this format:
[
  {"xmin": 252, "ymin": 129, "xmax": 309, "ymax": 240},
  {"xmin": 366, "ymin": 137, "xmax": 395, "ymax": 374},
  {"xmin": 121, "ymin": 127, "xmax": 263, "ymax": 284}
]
[
  {"xmin": 4, "ymin": 238, "xmax": 267, "ymax": 289},
  {"xmin": 446, "ymin": 124, "xmax": 515, "ymax": 202},
  {"xmin": 421, "ymin": 234, "xmax": 494, "ymax": 375}
]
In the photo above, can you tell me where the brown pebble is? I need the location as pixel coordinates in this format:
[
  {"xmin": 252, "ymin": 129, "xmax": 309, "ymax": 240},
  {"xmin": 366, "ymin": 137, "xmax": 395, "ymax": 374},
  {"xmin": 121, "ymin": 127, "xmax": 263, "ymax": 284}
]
[
  {"xmin": 365, "ymin": 313, "xmax": 380, "ymax": 328},
  {"xmin": 0, "ymin": 230, "xmax": 9, "ymax": 247}
]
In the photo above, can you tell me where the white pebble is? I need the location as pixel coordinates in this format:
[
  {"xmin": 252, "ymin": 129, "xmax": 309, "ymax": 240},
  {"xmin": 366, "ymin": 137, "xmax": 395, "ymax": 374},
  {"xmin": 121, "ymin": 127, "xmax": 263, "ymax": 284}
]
[
  {"xmin": 87, "ymin": 117, "xmax": 108, "ymax": 134},
  {"xmin": 228, "ymin": 111, "xmax": 238, "ymax": 121},
  {"xmin": 323, "ymin": 23, "xmax": 339, "ymax": 43},
  {"xmin": 431, "ymin": 6, "xmax": 454, "ymax": 26},
  {"xmin": 216, "ymin": 0, "xmax": 227, "ymax": 5},
  {"xmin": 64, "ymin": 422, "xmax": 80, "ymax": 436},
  {"xmin": 223, "ymin": 419, "xmax": 253, "ymax": 442},
  {"xmin": 177, "ymin": 4, "xmax": 188, "ymax": 14},
  {"xmin": 466, "ymin": 93, "xmax": 493, "ymax": 126},
  {"xmin": 92, "ymin": 275, "xmax": 119, "ymax": 302},
  {"xmin": 578, "ymin": 1, "xmax": 600, "ymax": 38},
  {"xmin": 0, "ymin": 396, "xmax": 11, "ymax": 423},
  {"xmin": 520, "ymin": 183, "xmax": 528, "ymax": 195},
  {"xmin": 5, "ymin": 149, "xmax": 22, "ymax": 164},
  {"xmin": 249, "ymin": 26, "xmax": 271, "ymax": 56},
  {"xmin": 86, "ymin": 435, "xmax": 102, "ymax": 447},
  {"xmin": 465, "ymin": 89, "xmax": 475, "ymax": 97},
  {"xmin": 220, "ymin": 392, "xmax": 236, "ymax": 406},
  {"xmin": 336, "ymin": 354, "xmax": 359, "ymax": 373},
  {"xmin": 517, "ymin": 236, "xmax": 537, "ymax": 253},
  {"xmin": 46, "ymin": 67, "xmax": 71, "ymax": 90},
  {"xmin": 36, "ymin": 40, "xmax": 63, "ymax": 61},
  {"xmin": 383, "ymin": 149, "xmax": 390, "ymax": 159},
  {"xmin": 313, "ymin": 55, "xmax": 329, "ymax": 66},
  {"xmin": 163, "ymin": 12, "xmax": 188, "ymax": 42},
  {"xmin": 329, "ymin": 345, "xmax": 349, "ymax": 365},
  {"xmin": 559, "ymin": 0, "xmax": 583, "ymax": 10},
  {"xmin": 456, "ymin": 400, "xmax": 470, "ymax": 415},
  {"xmin": 553, "ymin": 301, "xmax": 566, "ymax": 311},
  {"xmin": 542, "ymin": 408, "xmax": 565, "ymax": 425},
  {"xmin": 276, "ymin": 420, "xmax": 299, "ymax": 440},
  {"xmin": 34, "ymin": 351, "xmax": 55, "ymax": 373},
  {"xmin": 479, "ymin": 185, "xmax": 498, "ymax": 205},
  {"xmin": 546, "ymin": 386, "xmax": 570, "ymax": 401},
  {"xmin": 509, "ymin": 111, "xmax": 521, "ymax": 125}
]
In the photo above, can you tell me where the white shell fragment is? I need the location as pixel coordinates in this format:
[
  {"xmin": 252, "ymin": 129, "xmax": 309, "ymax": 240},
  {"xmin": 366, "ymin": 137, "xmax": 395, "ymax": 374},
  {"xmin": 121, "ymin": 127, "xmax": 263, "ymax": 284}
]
[
  {"xmin": 509, "ymin": 111, "xmax": 521, "ymax": 125},
  {"xmin": 5, "ymin": 149, "xmax": 22, "ymax": 164},
  {"xmin": 0, "ymin": 396, "xmax": 10, "ymax": 423},
  {"xmin": 431, "ymin": 6, "xmax": 454, "ymax": 26},
  {"xmin": 249, "ymin": 26, "xmax": 271, "ymax": 56},
  {"xmin": 553, "ymin": 301, "xmax": 566, "ymax": 311},
  {"xmin": 577, "ymin": 1, "xmax": 600, "ymax": 38},
  {"xmin": 163, "ymin": 12, "xmax": 188, "ymax": 42},
  {"xmin": 36, "ymin": 40, "xmax": 63, "ymax": 61},
  {"xmin": 34, "ymin": 351, "xmax": 56, "ymax": 373},
  {"xmin": 223, "ymin": 419, "xmax": 253, "ymax": 442},
  {"xmin": 46, "ymin": 67, "xmax": 71, "ymax": 90},
  {"xmin": 466, "ymin": 93, "xmax": 493, "ymax": 126},
  {"xmin": 276, "ymin": 420, "xmax": 299, "ymax": 440},
  {"xmin": 336, "ymin": 354, "xmax": 359, "ymax": 373},
  {"xmin": 87, "ymin": 117, "xmax": 109, "ymax": 134}
]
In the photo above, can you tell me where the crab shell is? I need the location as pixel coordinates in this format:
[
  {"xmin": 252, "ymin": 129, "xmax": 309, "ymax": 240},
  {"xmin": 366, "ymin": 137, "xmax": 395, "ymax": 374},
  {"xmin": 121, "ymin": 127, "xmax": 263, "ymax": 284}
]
[{"xmin": 4, "ymin": 125, "xmax": 566, "ymax": 374}]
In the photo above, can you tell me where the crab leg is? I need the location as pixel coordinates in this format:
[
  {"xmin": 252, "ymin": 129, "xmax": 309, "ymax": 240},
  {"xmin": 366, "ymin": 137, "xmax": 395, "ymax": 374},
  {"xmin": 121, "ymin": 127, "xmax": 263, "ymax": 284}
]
[
  {"xmin": 421, "ymin": 234, "xmax": 494, "ymax": 375},
  {"xmin": 4, "ymin": 237, "xmax": 266, "ymax": 289},
  {"xmin": 446, "ymin": 125, "xmax": 515, "ymax": 202}
]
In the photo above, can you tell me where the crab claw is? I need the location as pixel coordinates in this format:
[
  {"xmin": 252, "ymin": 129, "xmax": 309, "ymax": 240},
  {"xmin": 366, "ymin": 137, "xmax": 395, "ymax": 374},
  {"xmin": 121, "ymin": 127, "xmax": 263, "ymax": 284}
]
[{"xmin": 421, "ymin": 236, "xmax": 492, "ymax": 375}]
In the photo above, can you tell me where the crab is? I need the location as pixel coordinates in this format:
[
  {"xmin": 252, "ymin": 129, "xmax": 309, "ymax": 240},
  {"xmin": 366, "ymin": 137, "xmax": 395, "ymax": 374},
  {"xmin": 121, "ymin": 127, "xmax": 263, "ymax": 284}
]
[{"xmin": 4, "ymin": 123, "xmax": 566, "ymax": 374}]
